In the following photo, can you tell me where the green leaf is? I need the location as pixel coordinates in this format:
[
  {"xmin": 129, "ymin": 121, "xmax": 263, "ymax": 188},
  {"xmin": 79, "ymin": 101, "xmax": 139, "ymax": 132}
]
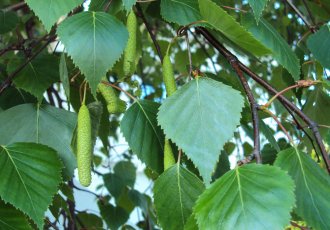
[
  {"xmin": 307, "ymin": 25, "xmax": 330, "ymax": 69},
  {"xmin": 57, "ymin": 11, "xmax": 128, "ymax": 96},
  {"xmin": 260, "ymin": 119, "xmax": 280, "ymax": 152},
  {"xmin": 0, "ymin": 10, "xmax": 18, "ymax": 34},
  {"xmin": 199, "ymin": 0, "xmax": 270, "ymax": 56},
  {"xmin": 247, "ymin": 0, "xmax": 269, "ymax": 23},
  {"xmin": 0, "ymin": 199, "xmax": 32, "ymax": 230},
  {"xmin": 303, "ymin": 86, "xmax": 330, "ymax": 131},
  {"xmin": 0, "ymin": 142, "xmax": 63, "ymax": 229},
  {"xmin": 123, "ymin": 0, "xmax": 137, "ymax": 11},
  {"xmin": 0, "ymin": 87, "xmax": 37, "ymax": 110},
  {"xmin": 0, "ymin": 104, "xmax": 77, "ymax": 178},
  {"xmin": 98, "ymin": 201, "xmax": 129, "ymax": 230},
  {"xmin": 121, "ymin": 100, "xmax": 164, "ymax": 174},
  {"xmin": 60, "ymin": 53, "xmax": 70, "ymax": 99},
  {"xmin": 7, "ymin": 54, "xmax": 59, "ymax": 101},
  {"xmin": 154, "ymin": 164, "xmax": 205, "ymax": 230},
  {"xmin": 25, "ymin": 0, "xmax": 83, "ymax": 31},
  {"xmin": 241, "ymin": 14, "xmax": 301, "ymax": 80},
  {"xmin": 103, "ymin": 161, "xmax": 136, "ymax": 198},
  {"xmin": 274, "ymin": 147, "xmax": 330, "ymax": 230},
  {"xmin": 161, "ymin": 0, "xmax": 201, "ymax": 25},
  {"xmin": 194, "ymin": 164, "xmax": 295, "ymax": 230},
  {"xmin": 158, "ymin": 77, "xmax": 244, "ymax": 184},
  {"xmin": 76, "ymin": 212, "xmax": 103, "ymax": 230}
]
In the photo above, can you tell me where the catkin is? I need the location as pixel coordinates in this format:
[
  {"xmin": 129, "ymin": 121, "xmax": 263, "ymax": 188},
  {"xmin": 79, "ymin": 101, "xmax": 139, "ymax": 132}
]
[
  {"xmin": 164, "ymin": 139, "xmax": 176, "ymax": 170},
  {"xmin": 162, "ymin": 54, "xmax": 177, "ymax": 97},
  {"xmin": 98, "ymin": 82, "xmax": 126, "ymax": 114},
  {"xmin": 77, "ymin": 104, "xmax": 92, "ymax": 187},
  {"xmin": 123, "ymin": 11, "xmax": 137, "ymax": 76}
]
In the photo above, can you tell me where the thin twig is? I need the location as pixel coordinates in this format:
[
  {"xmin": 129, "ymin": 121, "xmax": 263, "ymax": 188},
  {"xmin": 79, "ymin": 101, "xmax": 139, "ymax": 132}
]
[
  {"xmin": 104, "ymin": 0, "xmax": 113, "ymax": 12},
  {"xmin": 135, "ymin": 4, "xmax": 163, "ymax": 62},
  {"xmin": 196, "ymin": 28, "xmax": 330, "ymax": 173},
  {"xmin": 190, "ymin": 31, "xmax": 218, "ymax": 74},
  {"xmin": 185, "ymin": 32, "xmax": 193, "ymax": 77},
  {"xmin": 3, "ymin": 1, "xmax": 27, "ymax": 11},
  {"xmin": 285, "ymin": 0, "xmax": 316, "ymax": 32}
]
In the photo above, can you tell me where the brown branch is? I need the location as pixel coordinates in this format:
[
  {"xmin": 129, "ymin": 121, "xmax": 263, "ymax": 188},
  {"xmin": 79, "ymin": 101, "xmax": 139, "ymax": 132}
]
[
  {"xmin": 135, "ymin": 4, "xmax": 163, "ymax": 62},
  {"xmin": 197, "ymin": 27, "xmax": 330, "ymax": 173},
  {"xmin": 228, "ymin": 56, "xmax": 261, "ymax": 163}
]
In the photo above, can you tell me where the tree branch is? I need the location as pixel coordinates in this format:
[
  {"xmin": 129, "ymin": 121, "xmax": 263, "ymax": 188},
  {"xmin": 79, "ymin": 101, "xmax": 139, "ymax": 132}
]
[
  {"xmin": 197, "ymin": 27, "xmax": 330, "ymax": 173},
  {"xmin": 135, "ymin": 4, "xmax": 163, "ymax": 62},
  {"xmin": 0, "ymin": 34, "xmax": 57, "ymax": 94}
]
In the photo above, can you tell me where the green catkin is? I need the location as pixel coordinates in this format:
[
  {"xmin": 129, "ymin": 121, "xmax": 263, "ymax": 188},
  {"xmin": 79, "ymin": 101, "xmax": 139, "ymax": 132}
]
[
  {"xmin": 97, "ymin": 82, "xmax": 127, "ymax": 114},
  {"xmin": 123, "ymin": 11, "xmax": 137, "ymax": 76},
  {"xmin": 162, "ymin": 54, "xmax": 177, "ymax": 170},
  {"xmin": 77, "ymin": 104, "xmax": 92, "ymax": 187},
  {"xmin": 164, "ymin": 139, "xmax": 176, "ymax": 170},
  {"xmin": 162, "ymin": 54, "xmax": 177, "ymax": 97}
]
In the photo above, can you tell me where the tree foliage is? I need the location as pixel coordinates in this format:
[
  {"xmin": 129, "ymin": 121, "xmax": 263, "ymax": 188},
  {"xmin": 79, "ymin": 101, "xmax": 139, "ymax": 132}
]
[{"xmin": 0, "ymin": 0, "xmax": 329, "ymax": 229}]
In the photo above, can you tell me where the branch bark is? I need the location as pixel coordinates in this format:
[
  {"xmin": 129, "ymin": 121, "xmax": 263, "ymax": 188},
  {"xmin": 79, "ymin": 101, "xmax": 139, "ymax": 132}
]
[{"xmin": 197, "ymin": 27, "xmax": 330, "ymax": 173}]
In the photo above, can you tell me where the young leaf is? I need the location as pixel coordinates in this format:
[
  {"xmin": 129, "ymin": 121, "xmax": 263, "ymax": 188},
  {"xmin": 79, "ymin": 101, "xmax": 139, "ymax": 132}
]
[
  {"xmin": 154, "ymin": 164, "xmax": 205, "ymax": 230},
  {"xmin": 194, "ymin": 164, "xmax": 295, "ymax": 230},
  {"xmin": 274, "ymin": 147, "xmax": 330, "ymax": 230},
  {"xmin": 199, "ymin": 0, "xmax": 270, "ymax": 56},
  {"xmin": 0, "ymin": 199, "xmax": 32, "ymax": 230},
  {"xmin": 0, "ymin": 142, "xmax": 63, "ymax": 229},
  {"xmin": 158, "ymin": 77, "xmax": 244, "ymax": 184},
  {"xmin": 307, "ymin": 25, "xmax": 330, "ymax": 69},
  {"xmin": 121, "ymin": 100, "xmax": 165, "ymax": 174},
  {"xmin": 25, "ymin": 0, "xmax": 83, "ymax": 31},
  {"xmin": 247, "ymin": 0, "xmax": 269, "ymax": 23},
  {"xmin": 0, "ymin": 104, "xmax": 77, "ymax": 178},
  {"xmin": 241, "ymin": 14, "xmax": 300, "ymax": 80},
  {"xmin": 161, "ymin": 0, "xmax": 201, "ymax": 25},
  {"xmin": 123, "ymin": 0, "xmax": 137, "ymax": 12},
  {"xmin": 57, "ymin": 12, "xmax": 128, "ymax": 96}
]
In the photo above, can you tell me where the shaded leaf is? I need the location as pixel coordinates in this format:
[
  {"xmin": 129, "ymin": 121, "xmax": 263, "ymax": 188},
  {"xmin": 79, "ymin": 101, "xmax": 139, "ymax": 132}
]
[
  {"xmin": 0, "ymin": 10, "xmax": 18, "ymax": 34},
  {"xmin": 103, "ymin": 161, "xmax": 136, "ymax": 198},
  {"xmin": 199, "ymin": 0, "xmax": 270, "ymax": 56},
  {"xmin": 7, "ymin": 54, "xmax": 59, "ymax": 101},
  {"xmin": 59, "ymin": 53, "xmax": 70, "ymax": 99},
  {"xmin": 0, "ymin": 87, "xmax": 36, "ymax": 110},
  {"xmin": 25, "ymin": 0, "xmax": 83, "ymax": 31},
  {"xmin": 0, "ymin": 104, "xmax": 77, "ymax": 178},
  {"xmin": 154, "ymin": 164, "xmax": 205, "ymax": 230},
  {"xmin": 0, "ymin": 142, "xmax": 63, "ymax": 229},
  {"xmin": 158, "ymin": 77, "xmax": 244, "ymax": 184},
  {"xmin": 161, "ymin": 0, "xmax": 201, "ymax": 25},
  {"xmin": 260, "ymin": 119, "xmax": 280, "ymax": 152},
  {"xmin": 98, "ymin": 201, "xmax": 129, "ymax": 230},
  {"xmin": 307, "ymin": 25, "xmax": 330, "ymax": 69},
  {"xmin": 121, "ymin": 100, "xmax": 164, "ymax": 174},
  {"xmin": 76, "ymin": 212, "xmax": 103, "ymax": 230},
  {"xmin": 242, "ymin": 14, "xmax": 300, "ymax": 80},
  {"xmin": 0, "ymin": 199, "xmax": 32, "ymax": 230},
  {"xmin": 57, "ymin": 11, "xmax": 128, "ymax": 96},
  {"xmin": 275, "ymin": 147, "xmax": 330, "ymax": 230},
  {"xmin": 303, "ymin": 87, "xmax": 330, "ymax": 133},
  {"xmin": 194, "ymin": 164, "xmax": 295, "ymax": 230}
]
